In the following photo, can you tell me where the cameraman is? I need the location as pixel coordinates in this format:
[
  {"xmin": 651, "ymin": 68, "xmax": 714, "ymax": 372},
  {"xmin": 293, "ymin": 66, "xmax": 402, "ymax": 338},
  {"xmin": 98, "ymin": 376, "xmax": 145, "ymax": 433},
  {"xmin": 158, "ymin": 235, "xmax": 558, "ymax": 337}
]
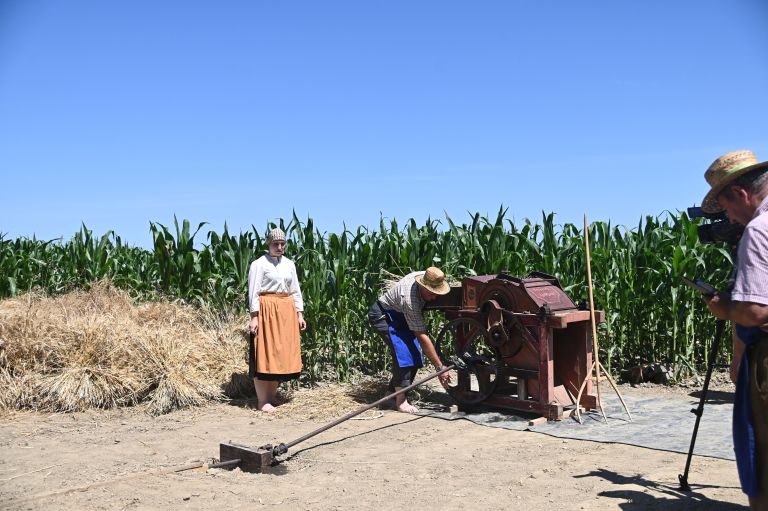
[{"xmin": 701, "ymin": 150, "xmax": 768, "ymax": 510}]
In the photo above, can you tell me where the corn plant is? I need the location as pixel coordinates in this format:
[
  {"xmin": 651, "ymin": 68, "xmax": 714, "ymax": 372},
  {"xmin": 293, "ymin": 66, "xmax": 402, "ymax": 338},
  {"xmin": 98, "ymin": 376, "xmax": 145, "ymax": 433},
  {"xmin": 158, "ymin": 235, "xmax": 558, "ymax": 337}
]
[{"xmin": 1, "ymin": 210, "xmax": 734, "ymax": 381}]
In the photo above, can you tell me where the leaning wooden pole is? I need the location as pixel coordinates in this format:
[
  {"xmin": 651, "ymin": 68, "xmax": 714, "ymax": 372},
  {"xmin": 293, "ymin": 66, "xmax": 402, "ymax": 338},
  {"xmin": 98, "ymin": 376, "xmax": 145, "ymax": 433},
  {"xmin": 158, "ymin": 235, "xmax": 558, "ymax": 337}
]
[
  {"xmin": 584, "ymin": 214, "xmax": 608, "ymax": 423},
  {"xmin": 598, "ymin": 360, "xmax": 633, "ymax": 422},
  {"xmin": 574, "ymin": 215, "xmax": 633, "ymax": 424}
]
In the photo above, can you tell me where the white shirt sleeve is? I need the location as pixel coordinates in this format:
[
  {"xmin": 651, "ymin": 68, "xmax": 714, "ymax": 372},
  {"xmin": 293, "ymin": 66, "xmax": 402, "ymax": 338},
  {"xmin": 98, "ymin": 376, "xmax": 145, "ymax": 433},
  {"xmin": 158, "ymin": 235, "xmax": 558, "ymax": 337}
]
[
  {"xmin": 247, "ymin": 259, "xmax": 264, "ymax": 313},
  {"xmin": 289, "ymin": 261, "xmax": 304, "ymax": 312}
]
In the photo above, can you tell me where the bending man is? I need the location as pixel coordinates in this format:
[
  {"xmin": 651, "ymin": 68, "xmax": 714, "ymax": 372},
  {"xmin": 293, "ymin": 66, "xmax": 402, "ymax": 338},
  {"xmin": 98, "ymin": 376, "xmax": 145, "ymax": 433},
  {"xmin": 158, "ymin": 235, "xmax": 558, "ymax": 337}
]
[{"xmin": 368, "ymin": 267, "xmax": 452, "ymax": 414}]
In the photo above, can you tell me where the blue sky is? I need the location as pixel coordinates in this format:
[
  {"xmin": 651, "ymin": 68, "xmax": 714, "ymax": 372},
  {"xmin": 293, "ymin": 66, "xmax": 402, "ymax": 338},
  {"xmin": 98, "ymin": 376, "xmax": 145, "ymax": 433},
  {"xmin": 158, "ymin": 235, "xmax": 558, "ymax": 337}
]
[{"xmin": 1, "ymin": 1, "xmax": 767, "ymax": 247}]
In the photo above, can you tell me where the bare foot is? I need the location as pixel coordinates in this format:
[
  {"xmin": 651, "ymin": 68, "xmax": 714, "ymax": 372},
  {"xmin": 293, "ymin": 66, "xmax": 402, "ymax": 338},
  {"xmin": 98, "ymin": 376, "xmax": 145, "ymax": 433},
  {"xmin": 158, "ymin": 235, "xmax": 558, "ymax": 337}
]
[
  {"xmin": 259, "ymin": 402, "xmax": 278, "ymax": 413},
  {"xmin": 397, "ymin": 402, "xmax": 419, "ymax": 414}
]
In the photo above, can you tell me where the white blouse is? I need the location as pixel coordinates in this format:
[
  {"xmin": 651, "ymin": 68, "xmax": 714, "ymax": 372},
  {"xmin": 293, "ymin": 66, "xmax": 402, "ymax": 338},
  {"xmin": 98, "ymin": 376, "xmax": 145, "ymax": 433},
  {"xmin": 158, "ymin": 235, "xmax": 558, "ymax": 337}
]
[{"xmin": 247, "ymin": 254, "xmax": 304, "ymax": 313}]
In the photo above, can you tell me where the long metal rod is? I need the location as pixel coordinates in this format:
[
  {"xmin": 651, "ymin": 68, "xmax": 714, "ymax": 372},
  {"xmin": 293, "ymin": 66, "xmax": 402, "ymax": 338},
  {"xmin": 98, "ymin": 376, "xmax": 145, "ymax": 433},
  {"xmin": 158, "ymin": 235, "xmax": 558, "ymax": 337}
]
[
  {"xmin": 678, "ymin": 318, "xmax": 725, "ymax": 491},
  {"xmin": 281, "ymin": 364, "xmax": 454, "ymax": 451},
  {"xmin": 207, "ymin": 459, "xmax": 242, "ymax": 470}
]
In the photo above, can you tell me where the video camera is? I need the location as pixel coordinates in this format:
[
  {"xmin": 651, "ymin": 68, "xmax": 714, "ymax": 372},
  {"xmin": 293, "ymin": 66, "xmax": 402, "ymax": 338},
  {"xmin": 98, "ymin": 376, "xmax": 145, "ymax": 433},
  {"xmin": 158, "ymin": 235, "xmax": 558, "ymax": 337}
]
[{"xmin": 687, "ymin": 206, "xmax": 744, "ymax": 245}]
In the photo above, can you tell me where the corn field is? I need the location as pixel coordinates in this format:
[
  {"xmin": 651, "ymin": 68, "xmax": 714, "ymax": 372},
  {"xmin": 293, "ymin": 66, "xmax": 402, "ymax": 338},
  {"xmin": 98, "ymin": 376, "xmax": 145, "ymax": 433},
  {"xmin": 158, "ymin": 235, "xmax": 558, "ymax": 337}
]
[{"xmin": 0, "ymin": 209, "xmax": 734, "ymax": 382}]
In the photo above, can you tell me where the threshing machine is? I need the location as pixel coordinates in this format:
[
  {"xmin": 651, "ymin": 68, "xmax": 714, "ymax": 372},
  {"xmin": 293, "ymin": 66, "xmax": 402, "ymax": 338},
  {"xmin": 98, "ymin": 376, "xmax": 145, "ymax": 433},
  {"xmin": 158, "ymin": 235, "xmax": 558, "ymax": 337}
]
[{"xmin": 427, "ymin": 272, "xmax": 603, "ymax": 420}]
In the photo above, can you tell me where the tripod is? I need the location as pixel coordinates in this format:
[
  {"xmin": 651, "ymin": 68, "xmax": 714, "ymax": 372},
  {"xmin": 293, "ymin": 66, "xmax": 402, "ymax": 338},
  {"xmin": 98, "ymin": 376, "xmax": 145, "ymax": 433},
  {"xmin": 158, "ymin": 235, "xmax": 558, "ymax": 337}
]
[{"xmin": 678, "ymin": 318, "xmax": 726, "ymax": 491}]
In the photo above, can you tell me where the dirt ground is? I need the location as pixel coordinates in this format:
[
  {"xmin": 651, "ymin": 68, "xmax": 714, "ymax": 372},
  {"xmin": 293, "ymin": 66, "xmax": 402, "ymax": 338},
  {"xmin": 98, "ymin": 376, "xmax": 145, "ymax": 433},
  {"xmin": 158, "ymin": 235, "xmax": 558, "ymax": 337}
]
[{"xmin": 0, "ymin": 375, "xmax": 748, "ymax": 511}]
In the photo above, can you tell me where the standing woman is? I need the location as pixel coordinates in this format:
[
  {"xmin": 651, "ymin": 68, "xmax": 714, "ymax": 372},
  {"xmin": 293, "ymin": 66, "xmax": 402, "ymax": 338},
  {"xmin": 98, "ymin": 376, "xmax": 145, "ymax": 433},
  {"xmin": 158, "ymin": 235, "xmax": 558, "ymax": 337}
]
[{"xmin": 247, "ymin": 228, "xmax": 307, "ymax": 412}]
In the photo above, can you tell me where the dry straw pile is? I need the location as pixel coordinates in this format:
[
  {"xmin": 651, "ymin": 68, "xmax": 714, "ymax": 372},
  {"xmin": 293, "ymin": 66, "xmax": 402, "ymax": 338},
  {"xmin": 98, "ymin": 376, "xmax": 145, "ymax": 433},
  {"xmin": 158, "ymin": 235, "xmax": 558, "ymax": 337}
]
[{"xmin": 0, "ymin": 281, "xmax": 251, "ymax": 415}]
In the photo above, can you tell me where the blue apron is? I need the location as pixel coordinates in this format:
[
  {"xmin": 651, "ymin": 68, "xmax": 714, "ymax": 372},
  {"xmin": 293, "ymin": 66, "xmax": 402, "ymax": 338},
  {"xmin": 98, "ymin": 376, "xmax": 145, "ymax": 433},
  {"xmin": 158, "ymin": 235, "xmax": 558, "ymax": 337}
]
[
  {"xmin": 382, "ymin": 308, "xmax": 424, "ymax": 368},
  {"xmin": 734, "ymin": 324, "xmax": 766, "ymax": 497}
]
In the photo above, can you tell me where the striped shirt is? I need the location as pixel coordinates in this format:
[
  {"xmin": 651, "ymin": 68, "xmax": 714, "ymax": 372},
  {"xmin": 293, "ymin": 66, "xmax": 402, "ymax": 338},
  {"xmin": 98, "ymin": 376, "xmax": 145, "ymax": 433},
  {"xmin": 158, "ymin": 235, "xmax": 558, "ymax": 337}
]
[
  {"xmin": 378, "ymin": 271, "xmax": 427, "ymax": 333},
  {"xmin": 732, "ymin": 195, "xmax": 768, "ymax": 328}
]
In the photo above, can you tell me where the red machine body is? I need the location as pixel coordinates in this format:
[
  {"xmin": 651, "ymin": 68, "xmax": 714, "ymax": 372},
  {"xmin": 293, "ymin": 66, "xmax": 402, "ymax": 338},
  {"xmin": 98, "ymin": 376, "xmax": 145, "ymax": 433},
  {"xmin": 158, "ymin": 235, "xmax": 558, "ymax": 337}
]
[{"xmin": 427, "ymin": 272, "xmax": 602, "ymax": 420}]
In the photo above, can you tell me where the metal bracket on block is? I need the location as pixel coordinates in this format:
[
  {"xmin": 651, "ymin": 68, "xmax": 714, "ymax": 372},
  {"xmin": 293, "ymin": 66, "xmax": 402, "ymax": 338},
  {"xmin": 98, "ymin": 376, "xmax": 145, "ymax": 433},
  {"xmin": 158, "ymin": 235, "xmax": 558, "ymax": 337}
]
[{"xmin": 219, "ymin": 442, "xmax": 276, "ymax": 473}]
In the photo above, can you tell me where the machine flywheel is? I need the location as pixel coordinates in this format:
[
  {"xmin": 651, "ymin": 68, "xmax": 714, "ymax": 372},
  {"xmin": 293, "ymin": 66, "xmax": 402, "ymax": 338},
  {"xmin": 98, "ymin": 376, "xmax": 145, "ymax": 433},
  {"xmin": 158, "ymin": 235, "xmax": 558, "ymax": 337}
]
[{"xmin": 435, "ymin": 317, "xmax": 500, "ymax": 405}]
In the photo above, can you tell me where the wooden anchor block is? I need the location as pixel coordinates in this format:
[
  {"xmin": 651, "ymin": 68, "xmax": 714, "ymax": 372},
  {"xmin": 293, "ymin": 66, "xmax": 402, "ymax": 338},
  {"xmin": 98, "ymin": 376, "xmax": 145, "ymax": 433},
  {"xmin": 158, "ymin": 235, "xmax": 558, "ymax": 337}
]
[
  {"xmin": 527, "ymin": 416, "xmax": 548, "ymax": 426},
  {"xmin": 219, "ymin": 442, "xmax": 275, "ymax": 473}
]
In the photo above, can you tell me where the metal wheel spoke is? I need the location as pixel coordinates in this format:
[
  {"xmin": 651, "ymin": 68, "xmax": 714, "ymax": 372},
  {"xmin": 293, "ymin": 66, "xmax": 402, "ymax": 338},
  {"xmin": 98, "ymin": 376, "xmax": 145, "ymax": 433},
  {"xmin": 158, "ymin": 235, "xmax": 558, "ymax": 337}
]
[{"xmin": 435, "ymin": 317, "xmax": 499, "ymax": 405}]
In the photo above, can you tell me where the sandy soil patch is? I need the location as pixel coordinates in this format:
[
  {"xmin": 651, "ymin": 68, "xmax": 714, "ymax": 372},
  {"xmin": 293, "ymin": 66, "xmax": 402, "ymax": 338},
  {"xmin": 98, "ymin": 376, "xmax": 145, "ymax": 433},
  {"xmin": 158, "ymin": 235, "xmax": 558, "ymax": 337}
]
[{"xmin": 0, "ymin": 378, "xmax": 748, "ymax": 511}]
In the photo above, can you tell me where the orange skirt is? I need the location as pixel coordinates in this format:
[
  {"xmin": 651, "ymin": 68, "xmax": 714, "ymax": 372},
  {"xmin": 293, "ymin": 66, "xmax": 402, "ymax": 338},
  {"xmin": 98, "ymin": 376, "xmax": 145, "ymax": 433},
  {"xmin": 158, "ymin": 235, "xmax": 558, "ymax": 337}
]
[{"xmin": 248, "ymin": 293, "xmax": 302, "ymax": 381}]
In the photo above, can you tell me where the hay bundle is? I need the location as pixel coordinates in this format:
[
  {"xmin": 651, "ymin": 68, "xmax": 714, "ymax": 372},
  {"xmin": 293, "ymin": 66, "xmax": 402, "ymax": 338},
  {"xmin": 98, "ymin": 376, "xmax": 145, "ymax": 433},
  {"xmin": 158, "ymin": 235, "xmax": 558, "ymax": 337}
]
[
  {"xmin": 0, "ymin": 369, "xmax": 39, "ymax": 413},
  {"xmin": 0, "ymin": 281, "xmax": 248, "ymax": 415},
  {"xmin": 136, "ymin": 332, "xmax": 224, "ymax": 416},
  {"xmin": 379, "ymin": 269, "xmax": 403, "ymax": 293},
  {"xmin": 37, "ymin": 366, "xmax": 139, "ymax": 412},
  {"xmin": 197, "ymin": 309, "xmax": 254, "ymax": 399}
]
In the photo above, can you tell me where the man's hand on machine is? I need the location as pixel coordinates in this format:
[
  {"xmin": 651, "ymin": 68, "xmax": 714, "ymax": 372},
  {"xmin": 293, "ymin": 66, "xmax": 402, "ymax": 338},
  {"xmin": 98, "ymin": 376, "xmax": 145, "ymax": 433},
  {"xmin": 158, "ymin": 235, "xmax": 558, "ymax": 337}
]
[{"xmin": 436, "ymin": 365, "xmax": 452, "ymax": 388}]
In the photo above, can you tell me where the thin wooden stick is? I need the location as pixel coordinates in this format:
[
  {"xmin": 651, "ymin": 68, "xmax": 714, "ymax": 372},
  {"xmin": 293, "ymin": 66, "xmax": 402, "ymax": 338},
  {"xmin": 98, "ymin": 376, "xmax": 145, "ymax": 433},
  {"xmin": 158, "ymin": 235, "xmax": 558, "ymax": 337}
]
[
  {"xmin": 572, "ymin": 215, "xmax": 633, "ymax": 424},
  {"xmin": 584, "ymin": 214, "xmax": 608, "ymax": 423},
  {"xmin": 573, "ymin": 361, "xmax": 593, "ymax": 424},
  {"xmin": 573, "ymin": 360, "xmax": 633, "ymax": 423},
  {"xmin": 599, "ymin": 361, "xmax": 633, "ymax": 422},
  {"xmin": 0, "ymin": 463, "xmax": 63, "ymax": 482}
]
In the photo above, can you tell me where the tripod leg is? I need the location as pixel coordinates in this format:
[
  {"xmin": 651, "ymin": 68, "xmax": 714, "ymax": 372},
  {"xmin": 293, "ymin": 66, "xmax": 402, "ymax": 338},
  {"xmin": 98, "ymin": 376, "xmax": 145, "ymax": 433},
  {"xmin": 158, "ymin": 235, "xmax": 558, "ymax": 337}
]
[{"xmin": 678, "ymin": 319, "xmax": 725, "ymax": 491}]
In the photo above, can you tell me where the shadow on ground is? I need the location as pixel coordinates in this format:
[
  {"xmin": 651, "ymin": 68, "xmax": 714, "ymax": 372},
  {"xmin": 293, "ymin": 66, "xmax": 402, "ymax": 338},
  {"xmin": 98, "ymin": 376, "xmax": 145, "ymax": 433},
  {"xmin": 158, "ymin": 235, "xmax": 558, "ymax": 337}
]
[
  {"xmin": 222, "ymin": 372, "xmax": 256, "ymax": 400},
  {"xmin": 688, "ymin": 389, "xmax": 734, "ymax": 405},
  {"xmin": 345, "ymin": 379, "xmax": 390, "ymax": 404},
  {"xmin": 576, "ymin": 468, "xmax": 746, "ymax": 510}
]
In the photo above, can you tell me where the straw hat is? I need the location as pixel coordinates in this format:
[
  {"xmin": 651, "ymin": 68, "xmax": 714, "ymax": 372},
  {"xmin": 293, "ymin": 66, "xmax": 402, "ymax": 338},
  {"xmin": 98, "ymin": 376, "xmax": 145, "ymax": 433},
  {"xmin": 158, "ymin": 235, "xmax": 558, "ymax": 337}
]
[
  {"xmin": 415, "ymin": 266, "xmax": 451, "ymax": 295},
  {"xmin": 701, "ymin": 150, "xmax": 768, "ymax": 213},
  {"xmin": 267, "ymin": 228, "xmax": 286, "ymax": 244}
]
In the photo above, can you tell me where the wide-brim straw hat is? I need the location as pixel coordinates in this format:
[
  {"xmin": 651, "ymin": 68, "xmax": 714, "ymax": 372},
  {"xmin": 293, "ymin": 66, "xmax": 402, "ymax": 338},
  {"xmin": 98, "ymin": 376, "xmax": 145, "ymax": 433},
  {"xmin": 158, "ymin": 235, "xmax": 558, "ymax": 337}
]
[
  {"xmin": 415, "ymin": 266, "xmax": 451, "ymax": 295},
  {"xmin": 701, "ymin": 150, "xmax": 768, "ymax": 213}
]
